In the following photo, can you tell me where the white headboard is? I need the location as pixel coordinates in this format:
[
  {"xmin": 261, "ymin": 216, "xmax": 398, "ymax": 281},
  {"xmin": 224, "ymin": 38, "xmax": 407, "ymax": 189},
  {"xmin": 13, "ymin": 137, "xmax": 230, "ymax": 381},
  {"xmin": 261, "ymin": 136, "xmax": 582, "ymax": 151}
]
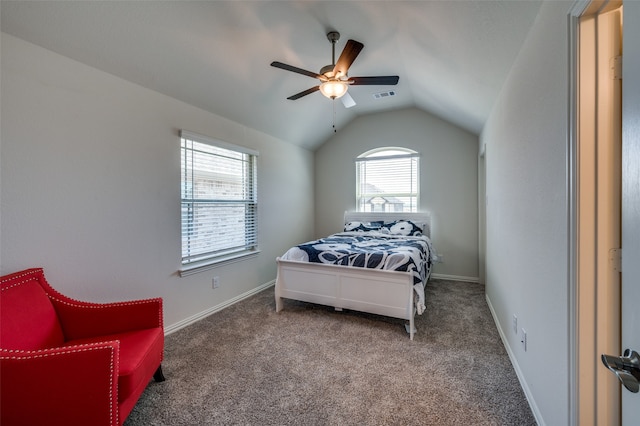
[{"xmin": 343, "ymin": 211, "xmax": 431, "ymax": 238}]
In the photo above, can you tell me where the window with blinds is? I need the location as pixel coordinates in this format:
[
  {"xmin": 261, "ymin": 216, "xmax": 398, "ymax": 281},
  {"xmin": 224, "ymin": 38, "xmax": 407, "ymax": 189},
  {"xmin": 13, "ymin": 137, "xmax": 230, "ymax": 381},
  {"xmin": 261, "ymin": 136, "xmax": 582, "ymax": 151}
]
[
  {"xmin": 180, "ymin": 131, "xmax": 258, "ymax": 267},
  {"xmin": 356, "ymin": 148, "xmax": 419, "ymax": 213}
]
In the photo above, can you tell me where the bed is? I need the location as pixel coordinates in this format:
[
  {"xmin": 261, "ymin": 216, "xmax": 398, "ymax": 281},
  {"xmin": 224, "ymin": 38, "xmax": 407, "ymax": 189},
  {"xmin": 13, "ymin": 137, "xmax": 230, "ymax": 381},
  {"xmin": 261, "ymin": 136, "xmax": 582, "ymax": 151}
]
[{"xmin": 275, "ymin": 211, "xmax": 433, "ymax": 340}]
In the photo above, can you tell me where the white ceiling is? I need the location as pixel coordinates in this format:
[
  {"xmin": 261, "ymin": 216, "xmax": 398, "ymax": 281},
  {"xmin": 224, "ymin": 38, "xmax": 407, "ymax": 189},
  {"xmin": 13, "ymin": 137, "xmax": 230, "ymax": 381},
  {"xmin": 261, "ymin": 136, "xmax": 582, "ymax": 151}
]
[{"xmin": 1, "ymin": 1, "xmax": 542, "ymax": 150}]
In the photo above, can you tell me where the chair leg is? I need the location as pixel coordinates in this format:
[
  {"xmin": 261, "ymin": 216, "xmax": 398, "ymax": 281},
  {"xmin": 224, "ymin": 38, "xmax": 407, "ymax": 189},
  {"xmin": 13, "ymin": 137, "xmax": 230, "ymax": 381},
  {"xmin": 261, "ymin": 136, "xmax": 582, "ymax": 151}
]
[{"xmin": 153, "ymin": 365, "xmax": 166, "ymax": 382}]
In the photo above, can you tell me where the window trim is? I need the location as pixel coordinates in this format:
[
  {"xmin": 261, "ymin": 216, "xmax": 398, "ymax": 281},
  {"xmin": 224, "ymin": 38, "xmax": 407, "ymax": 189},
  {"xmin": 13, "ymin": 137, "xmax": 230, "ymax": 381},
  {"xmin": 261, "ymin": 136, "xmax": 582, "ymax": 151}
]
[
  {"xmin": 179, "ymin": 249, "xmax": 261, "ymax": 277},
  {"xmin": 179, "ymin": 130, "xmax": 259, "ymax": 276}
]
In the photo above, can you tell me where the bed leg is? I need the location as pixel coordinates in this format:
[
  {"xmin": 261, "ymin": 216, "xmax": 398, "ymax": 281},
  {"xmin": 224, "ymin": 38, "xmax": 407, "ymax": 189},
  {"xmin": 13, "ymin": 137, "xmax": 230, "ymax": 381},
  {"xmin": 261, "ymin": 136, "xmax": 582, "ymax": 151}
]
[
  {"xmin": 410, "ymin": 316, "xmax": 415, "ymax": 340},
  {"xmin": 405, "ymin": 296, "xmax": 416, "ymax": 340},
  {"xmin": 274, "ymin": 277, "xmax": 283, "ymax": 312},
  {"xmin": 404, "ymin": 319, "xmax": 417, "ymax": 340}
]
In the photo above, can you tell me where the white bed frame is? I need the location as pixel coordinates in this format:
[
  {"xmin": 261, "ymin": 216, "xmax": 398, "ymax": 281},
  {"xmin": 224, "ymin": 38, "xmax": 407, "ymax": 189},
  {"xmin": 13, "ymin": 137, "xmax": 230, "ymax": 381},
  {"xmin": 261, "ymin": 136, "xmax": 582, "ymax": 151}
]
[{"xmin": 275, "ymin": 211, "xmax": 431, "ymax": 340}]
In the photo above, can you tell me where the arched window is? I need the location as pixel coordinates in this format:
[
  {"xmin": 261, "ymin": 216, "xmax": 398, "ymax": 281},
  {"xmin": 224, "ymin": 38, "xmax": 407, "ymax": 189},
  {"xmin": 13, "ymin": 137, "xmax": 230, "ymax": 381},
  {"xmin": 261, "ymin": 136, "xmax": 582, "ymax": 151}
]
[{"xmin": 355, "ymin": 147, "xmax": 419, "ymax": 212}]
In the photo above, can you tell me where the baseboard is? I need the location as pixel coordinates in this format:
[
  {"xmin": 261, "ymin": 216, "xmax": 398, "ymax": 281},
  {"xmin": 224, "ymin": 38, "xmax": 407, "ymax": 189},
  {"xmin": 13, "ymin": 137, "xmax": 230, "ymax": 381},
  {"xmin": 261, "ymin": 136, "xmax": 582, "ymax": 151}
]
[
  {"xmin": 430, "ymin": 273, "xmax": 480, "ymax": 283},
  {"xmin": 485, "ymin": 293, "xmax": 545, "ymax": 426},
  {"xmin": 164, "ymin": 280, "xmax": 275, "ymax": 335}
]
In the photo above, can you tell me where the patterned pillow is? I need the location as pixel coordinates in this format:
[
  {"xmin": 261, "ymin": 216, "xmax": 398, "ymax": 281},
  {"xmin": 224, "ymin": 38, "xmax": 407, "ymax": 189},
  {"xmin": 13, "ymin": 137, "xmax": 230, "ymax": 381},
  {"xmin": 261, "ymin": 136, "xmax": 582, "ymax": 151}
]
[
  {"xmin": 343, "ymin": 221, "xmax": 384, "ymax": 232},
  {"xmin": 381, "ymin": 220, "xmax": 423, "ymax": 236}
]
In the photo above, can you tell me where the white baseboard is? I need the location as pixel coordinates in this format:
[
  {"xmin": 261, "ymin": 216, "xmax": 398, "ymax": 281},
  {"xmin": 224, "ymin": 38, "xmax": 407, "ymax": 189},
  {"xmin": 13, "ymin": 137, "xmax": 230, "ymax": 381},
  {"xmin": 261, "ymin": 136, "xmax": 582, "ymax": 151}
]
[
  {"xmin": 431, "ymin": 273, "xmax": 480, "ymax": 283},
  {"xmin": 164, "ymin": 280, "xmax": 275, "ymax": 336},
  {"xmin": 485, "ymin": 293, "xmax": 545, "ymax": 426}
]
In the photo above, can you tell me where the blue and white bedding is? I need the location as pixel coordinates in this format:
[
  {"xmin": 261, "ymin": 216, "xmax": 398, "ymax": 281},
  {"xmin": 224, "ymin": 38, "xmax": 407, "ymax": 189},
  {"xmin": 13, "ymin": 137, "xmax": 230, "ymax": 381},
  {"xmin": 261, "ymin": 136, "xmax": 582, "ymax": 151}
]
[{"xmin": 280, "ymin": 220, "xmax": 434, "ymax": 314}]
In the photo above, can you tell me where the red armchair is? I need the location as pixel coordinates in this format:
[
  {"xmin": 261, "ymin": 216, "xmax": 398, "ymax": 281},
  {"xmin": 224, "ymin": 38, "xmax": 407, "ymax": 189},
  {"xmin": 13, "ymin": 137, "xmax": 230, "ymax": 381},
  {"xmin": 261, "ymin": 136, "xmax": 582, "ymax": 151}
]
[{"xmin": 0, "ymin": 268, "xmax": 165, "ymax": 426}]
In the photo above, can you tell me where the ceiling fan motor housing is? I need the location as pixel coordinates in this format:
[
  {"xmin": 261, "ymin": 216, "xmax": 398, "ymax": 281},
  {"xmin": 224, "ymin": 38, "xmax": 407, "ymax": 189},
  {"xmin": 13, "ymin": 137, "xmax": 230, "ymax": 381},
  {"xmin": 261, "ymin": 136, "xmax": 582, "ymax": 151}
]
[{"xmin": 320, "ymin": 64, "xmax": 335, "ymax": 77}]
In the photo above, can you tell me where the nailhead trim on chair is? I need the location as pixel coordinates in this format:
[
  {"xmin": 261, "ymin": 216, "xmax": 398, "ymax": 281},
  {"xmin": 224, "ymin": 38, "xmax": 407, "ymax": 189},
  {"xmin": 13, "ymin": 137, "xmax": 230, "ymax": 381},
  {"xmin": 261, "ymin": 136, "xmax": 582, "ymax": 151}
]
[
  {"xmin": 0, "ymin": 268, "xmax": 44, "ymax": 289},
  {"xmin": 0, "ymin": 343, "xmax": 118, "ymax": 425},
  {"xmin": 0, "ymin": 268, "xmax": 40, "ymax": 282},
  {"xmin": 48, "ymin": 297, "xmax": 164, "ymax": 328},
  {"xmin": 1, "ymin": 342, "xmax": 117, "ymax": 357}
]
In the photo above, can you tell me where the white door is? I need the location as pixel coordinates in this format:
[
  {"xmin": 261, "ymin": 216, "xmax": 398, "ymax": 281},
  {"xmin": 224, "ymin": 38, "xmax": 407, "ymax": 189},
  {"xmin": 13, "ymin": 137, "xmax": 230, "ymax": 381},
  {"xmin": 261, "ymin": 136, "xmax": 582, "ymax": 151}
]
[{"xmin": 618, "ymin": 1, "xmax": 640, "ymax": 423}]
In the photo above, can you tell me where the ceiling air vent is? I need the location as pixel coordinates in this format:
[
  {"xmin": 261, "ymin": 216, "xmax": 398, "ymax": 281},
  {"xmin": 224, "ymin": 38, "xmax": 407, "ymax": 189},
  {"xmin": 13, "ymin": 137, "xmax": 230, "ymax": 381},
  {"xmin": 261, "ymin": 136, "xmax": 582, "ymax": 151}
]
[{"xmin": 373, "ymin": 90, "xmax": 396, "ymax": 100}]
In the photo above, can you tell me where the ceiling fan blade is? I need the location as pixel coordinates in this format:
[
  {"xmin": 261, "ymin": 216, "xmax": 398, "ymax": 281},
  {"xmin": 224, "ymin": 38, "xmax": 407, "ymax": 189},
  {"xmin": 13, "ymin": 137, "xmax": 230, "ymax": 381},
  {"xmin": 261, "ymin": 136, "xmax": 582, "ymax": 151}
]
[
  {"xmin": 271, "ymin": 61, "xmax": 324, "ymax": 80},
  {"xmin": 333, "ymin": 39, "xmax": 364, "ymax": 77},
  {"xmin": 350, "ymin": 76, "xmax": 399, "ymax": 86},
  {"xmin": 287, "ymin": 86, "xmax": 320, "ymax": 100},
  {"xmin": 341, "ymin": 91, "xmax": 356, "ymax": 108}
]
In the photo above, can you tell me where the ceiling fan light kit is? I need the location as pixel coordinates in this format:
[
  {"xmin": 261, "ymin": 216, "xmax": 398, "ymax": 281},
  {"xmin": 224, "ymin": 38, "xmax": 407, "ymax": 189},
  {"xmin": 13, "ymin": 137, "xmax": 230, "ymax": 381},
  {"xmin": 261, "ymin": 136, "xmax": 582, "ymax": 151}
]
[
  {"xmin": 319, "ymin": 80, "xmax": 348, "ymax": 99},
  {"xmin": 271, "ymin": 31, "xmax": 399, "ymax": 106}
]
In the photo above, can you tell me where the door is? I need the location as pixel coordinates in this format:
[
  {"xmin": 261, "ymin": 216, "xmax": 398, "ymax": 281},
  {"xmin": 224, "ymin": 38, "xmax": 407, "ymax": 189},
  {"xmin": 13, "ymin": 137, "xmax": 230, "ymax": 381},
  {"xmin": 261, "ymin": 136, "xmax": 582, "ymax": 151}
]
[
  {"xmin": 620, "ymin": 2, "xmax": 640, "ymax": 422},
  {"xmin": 583, "ymin": 1, "xmax": 640, "ymax": 423},
  {"xmin": 576, "ymin": 4, "xmax": 622, "ymax": 424}
]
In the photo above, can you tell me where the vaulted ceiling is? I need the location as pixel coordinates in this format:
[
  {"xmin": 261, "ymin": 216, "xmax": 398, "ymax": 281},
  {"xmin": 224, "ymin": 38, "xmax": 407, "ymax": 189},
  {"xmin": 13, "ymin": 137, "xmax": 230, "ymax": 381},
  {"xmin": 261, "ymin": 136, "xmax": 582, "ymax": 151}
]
[{"xmin": 1, "ymin": 1, "xmax": 542, "ymax": 150}]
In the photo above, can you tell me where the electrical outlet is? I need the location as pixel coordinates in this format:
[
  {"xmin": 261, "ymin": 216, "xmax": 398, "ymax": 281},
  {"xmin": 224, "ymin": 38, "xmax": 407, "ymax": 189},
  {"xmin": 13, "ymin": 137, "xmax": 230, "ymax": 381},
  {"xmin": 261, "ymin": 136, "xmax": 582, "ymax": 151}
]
[
  {"xmin": 521, "ymin": 328, "xmax": 527, "ymax": 351},
  {"xmin": 212, "ymin": 276, "xmax": 220, "ymax": 289},
  {"xmin": 513, "ymin": 314, "xmax": 518, "ymax": 334}
]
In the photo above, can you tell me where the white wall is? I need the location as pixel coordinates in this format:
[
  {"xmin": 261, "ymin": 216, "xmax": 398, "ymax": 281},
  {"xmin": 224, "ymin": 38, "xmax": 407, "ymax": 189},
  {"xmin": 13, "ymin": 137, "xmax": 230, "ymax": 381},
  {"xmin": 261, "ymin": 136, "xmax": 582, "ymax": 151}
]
[
  {"xmin": 0, "ymin": 34, "xmax": 315, "ymax": 329},
  {"xmin": 480, "ymin": 2, "xmax": 572, "ymax": 425},
  {"xmin": 315, "ymin": 107, "xmax": 479, "ymax": 280}
]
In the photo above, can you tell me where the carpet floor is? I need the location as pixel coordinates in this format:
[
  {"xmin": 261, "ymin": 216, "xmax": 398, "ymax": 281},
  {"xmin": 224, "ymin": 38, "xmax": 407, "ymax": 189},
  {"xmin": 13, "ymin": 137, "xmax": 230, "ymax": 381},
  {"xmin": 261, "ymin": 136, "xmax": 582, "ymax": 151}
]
[{"xmin": 125, "ymin": 279, "xmax": 536, "ymax": 425}]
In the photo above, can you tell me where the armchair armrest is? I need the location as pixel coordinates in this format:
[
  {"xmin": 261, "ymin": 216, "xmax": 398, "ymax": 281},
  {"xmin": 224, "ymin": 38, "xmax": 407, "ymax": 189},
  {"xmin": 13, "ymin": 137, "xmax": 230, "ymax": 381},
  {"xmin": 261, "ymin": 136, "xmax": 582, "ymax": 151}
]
[
  {"xmin": 50, "ymin": 297, "xmax": 163, "ymax": 341},
  {"xmin": 0, "ymin": 342, "xmax": 120, "ymax": 426}
]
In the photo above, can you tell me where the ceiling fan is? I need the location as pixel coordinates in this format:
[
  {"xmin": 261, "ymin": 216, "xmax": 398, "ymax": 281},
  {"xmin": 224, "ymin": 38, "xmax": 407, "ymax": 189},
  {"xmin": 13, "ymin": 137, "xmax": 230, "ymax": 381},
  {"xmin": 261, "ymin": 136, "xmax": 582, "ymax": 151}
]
[{"xmin": 271, "ymin": 31, "xmax": 399, "ymax": 108}]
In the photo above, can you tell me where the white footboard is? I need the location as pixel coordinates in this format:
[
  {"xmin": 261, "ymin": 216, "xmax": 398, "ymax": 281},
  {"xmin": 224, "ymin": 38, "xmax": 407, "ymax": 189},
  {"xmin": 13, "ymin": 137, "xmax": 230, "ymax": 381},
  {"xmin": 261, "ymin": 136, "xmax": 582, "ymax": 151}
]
[{"xmin": 275, "ymin": 257, "xmax": 416, "ymax": 339}]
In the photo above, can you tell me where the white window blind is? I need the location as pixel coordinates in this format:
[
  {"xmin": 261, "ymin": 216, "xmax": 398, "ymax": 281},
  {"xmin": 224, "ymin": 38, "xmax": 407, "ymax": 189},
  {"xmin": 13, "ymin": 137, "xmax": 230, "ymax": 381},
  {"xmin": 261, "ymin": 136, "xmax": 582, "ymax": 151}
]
[
  {"xmin": 356, "ymin": 148, "xmax": 419, "ymax": 212},
  {"xmin": 181, "ymin": 131, "xmax": 258, "ymax": 266}
]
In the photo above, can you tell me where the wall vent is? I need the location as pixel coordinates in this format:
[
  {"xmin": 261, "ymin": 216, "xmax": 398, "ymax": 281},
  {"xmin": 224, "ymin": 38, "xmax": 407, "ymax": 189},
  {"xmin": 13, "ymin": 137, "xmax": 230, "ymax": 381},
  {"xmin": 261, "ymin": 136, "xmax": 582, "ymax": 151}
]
[{"xmin": 373, "ymin": 90, "xmax": 396, "ymax": 100}]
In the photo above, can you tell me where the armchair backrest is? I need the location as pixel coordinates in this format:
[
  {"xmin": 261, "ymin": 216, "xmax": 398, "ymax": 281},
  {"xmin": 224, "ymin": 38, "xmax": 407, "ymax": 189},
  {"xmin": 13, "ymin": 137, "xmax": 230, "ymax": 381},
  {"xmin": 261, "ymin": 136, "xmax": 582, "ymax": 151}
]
[{"xmin": 1, "ymin": 268, "xmax": 65, "ymax": 350}]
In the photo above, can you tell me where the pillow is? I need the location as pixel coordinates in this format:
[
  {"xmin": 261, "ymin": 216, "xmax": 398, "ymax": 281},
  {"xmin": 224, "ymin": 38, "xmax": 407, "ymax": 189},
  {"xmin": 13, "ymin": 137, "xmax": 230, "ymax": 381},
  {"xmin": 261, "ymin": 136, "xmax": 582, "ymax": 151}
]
[
  {"xmin": 381, "ymin": 220, "xmax": 423, "ymax": 236},
  {"xmin": 343, "ymin": 221, "xmax": 384, "ymax": 232}
]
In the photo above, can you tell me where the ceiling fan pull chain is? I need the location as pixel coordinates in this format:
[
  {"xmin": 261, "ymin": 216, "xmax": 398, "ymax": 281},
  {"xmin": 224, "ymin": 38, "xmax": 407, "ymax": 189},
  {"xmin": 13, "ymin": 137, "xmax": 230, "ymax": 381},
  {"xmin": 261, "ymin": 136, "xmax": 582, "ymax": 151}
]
[{"xmin": 333, "ymin": 100, "xmax": 337, "ymax": 133}]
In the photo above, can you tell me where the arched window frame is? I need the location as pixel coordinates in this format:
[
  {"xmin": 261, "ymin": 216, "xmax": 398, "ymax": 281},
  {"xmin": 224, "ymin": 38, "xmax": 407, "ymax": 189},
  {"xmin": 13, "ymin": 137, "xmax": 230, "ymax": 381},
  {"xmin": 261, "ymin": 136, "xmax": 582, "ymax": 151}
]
[{"xmin": 355, "ymin": 147, "xmax": 419, "ymax": 212}]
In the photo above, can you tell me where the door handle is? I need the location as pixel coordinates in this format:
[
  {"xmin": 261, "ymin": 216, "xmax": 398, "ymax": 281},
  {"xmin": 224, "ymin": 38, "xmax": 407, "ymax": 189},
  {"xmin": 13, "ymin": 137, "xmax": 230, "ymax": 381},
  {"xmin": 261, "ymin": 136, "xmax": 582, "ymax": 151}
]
[{"xmin": 601, "ymin": 349, "xmax": 640, "ymax": 393}]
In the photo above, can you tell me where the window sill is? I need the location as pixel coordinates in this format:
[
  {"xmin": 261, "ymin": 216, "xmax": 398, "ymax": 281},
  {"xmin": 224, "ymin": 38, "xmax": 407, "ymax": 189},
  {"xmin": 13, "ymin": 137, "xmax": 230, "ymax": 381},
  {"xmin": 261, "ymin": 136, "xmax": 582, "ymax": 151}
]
[{"xmin": 179, "ymin": 250, "xmax": 261, "ymax": 277}]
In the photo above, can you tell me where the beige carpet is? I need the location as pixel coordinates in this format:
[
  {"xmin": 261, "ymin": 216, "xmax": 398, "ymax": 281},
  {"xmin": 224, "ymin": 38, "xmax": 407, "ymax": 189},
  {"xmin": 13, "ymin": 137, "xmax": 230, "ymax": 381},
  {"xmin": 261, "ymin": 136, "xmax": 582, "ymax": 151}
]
[{"xmin": 125, "ymin": 279, "xmax": 536, "ymax": 425}]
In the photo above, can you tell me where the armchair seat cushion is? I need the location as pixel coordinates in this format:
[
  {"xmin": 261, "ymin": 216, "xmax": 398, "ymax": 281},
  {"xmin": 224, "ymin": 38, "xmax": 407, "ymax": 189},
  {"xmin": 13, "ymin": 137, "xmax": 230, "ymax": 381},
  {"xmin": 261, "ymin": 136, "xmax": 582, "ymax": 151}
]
[{"xmin": 64, "ymin": 327, "xmax": 164, "ymax": 403}]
